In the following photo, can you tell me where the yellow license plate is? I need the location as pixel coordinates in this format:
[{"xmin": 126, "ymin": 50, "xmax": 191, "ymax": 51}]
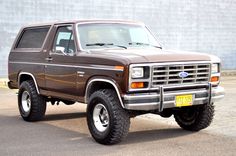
[{"xmin": 175, "ymin": 94, "xmax": 193, "ymax": 107}]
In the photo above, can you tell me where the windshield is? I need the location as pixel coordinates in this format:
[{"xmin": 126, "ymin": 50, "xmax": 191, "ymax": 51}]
[{"xmin": 77, "ymin": 23, "xmax": 161, "ymax": 50}]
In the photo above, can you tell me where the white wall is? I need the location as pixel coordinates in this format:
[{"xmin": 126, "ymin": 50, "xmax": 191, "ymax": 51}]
[{"xmin": 0, "ymin": 0, "xmax": 235, "ymax": 76}]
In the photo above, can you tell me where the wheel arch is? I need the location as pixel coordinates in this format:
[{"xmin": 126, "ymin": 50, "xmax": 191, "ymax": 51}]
[
  {"xmin": 85, "ymin": 77, "xmax": 124, "ymax": 108},
  {"xmin": 18, "ymin": 72, "xmax": 40, "ymax": 94}
]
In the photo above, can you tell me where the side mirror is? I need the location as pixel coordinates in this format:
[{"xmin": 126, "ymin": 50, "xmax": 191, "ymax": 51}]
[{"xmin": 55, "ymin": 46, "xmax": 65, "ymax": 53}]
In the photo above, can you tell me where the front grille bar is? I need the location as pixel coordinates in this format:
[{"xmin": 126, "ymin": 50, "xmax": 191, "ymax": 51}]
[
  {"xmin": 152, "ymin": 63, "xmax": 210, "ymax": 88},
  {"xmin": 159, "ymin": 86, "xmax": 164, "ymax": 112}
]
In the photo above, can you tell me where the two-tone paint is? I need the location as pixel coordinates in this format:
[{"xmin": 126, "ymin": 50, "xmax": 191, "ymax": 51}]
[{"xmin": 8, "ymin": 20, "xmax": 225, "ymax": 111}]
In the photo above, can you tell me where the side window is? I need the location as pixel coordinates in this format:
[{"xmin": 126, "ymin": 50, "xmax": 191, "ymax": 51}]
[
  {"xmin": 16, "ymin": 27, "xmax": 50, "ymax": 49},
  {"xmin": 52, "ymin": 26, "xmax": 76, "ymax": 56}
]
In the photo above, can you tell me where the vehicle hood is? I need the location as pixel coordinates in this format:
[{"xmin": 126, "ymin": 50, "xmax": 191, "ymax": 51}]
[{"xmin": 87, "ymin": 48, "xmax": 220, "ymax": 65}]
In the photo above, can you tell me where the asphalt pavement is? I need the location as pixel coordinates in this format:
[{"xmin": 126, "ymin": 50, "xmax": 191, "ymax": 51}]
[{"xmin": 0, "ymin": 76, "xmax": 235, "ymax": 156}]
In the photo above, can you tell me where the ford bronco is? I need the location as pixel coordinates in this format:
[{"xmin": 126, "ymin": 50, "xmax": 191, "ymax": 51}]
[{"xmin": 8, "ymin": 20, "xmax": 224, "ymax": 145}]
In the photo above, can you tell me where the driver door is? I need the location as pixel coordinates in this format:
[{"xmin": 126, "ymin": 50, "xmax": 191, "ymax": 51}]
[{"xmin": 45, "ymin": 25, "xmax": 77, "ymax": 98}]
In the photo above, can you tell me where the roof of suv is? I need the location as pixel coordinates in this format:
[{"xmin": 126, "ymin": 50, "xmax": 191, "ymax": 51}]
[{"xmin": 23, "ymin": 19, "xmax": 144, "ymax": 28}]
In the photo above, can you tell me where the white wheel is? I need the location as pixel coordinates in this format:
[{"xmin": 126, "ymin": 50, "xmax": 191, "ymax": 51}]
[
  {"xmin": 21, "ymin": 91, "xmax": 31, "ymax": 113},
  {"xmin": 93, "ymin": 103, "xmax": 109, "ymax": 132}
]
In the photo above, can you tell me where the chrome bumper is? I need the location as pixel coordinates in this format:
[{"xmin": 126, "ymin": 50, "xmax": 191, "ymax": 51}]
[{"xmin": 123, "ymin": 85, "xmax": 225, "ymax": 111}]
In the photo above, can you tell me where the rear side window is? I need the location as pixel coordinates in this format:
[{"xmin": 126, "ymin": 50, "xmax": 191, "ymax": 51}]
[{"xmin": 16, "ymin": 27, "xmax": 50, "ymax": 49}]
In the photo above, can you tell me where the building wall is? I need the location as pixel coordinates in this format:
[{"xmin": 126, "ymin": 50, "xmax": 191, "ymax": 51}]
[{"xmin": 0, "ymin": 0, "xmax": 236, "ymax": 77}]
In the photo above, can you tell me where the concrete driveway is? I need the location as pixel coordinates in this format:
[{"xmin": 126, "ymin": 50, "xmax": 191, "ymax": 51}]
[{"xmin": 0, "ymin": 76, "xmax": 235, "ymax": 156}]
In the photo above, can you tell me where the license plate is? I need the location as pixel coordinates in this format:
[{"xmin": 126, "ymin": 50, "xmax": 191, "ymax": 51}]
[{"xmin": 175, "ymin": 94, "xmax": 193, "ymax": 107}]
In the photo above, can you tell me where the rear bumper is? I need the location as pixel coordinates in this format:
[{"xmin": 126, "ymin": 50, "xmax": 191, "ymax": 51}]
[{"xmin": 123, "ymin": 84, "xmax": 225, "ymax": 111}]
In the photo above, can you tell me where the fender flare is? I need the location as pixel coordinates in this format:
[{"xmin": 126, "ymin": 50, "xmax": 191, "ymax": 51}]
[
  {"xmin": 85, "ymin": 78, "xmax": 124, "ymax": 108},
  {"xmin": 18, "ymin": 72, "xmax": 40, "ymax": 94}
]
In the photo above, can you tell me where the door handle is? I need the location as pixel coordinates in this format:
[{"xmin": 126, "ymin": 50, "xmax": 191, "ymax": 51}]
[{"xmin": 45, "ymin": 57, "xmax": 53, "ymax": 61}]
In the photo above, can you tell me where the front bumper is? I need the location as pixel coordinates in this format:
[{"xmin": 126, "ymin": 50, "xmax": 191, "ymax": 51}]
[{"xmin": 123, "ymin": 84, "xmax": 225, "ymax": 111}]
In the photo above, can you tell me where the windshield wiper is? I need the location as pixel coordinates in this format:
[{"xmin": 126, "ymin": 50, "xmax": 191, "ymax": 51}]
[
  {"xmin": 86, "ymin": 43, "xmax": 127, "ymax": 49},
  {"xmin": 129, "ymin": 42, "xmax": 162, "ymax": 49}
]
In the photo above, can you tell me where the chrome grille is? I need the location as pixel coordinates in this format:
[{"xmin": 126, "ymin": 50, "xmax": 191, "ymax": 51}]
[{"xmin": 152, "ymin": 63, "xmax": 210, "ymax": 87}]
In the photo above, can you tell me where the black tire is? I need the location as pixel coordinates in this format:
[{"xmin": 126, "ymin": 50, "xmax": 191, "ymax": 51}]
[
  {"xmin": 18, "ymin": 80, "xmax": 46, "ymax": 121},
  {"xmin": 87, "ymin": 89, "xmax": 130, "ymax": 145},
  {"xmin": 174, "ymin": 103, "xmax": 214, "ymax": 131}
]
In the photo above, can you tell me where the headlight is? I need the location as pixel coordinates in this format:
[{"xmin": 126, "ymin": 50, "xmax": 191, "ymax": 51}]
[
  {"xmin": 129, "ymin": 65, "xmax": 150, "ymax": 90},
  {"xmin": 212, "ymin": 63, "xmax": 219, "ymax": 74},
  {"xmin": 131, "ymin": 67, "xmax": 144, "ymax": 78},
  {"xmin": 211, "ymin": 63, "xmax": 220, "ymax": 85}
]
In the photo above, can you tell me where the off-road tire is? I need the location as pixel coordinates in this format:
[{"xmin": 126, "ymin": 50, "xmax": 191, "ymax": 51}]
[
  {"xmin": 87, "ymin": 89, "xmax": 130, "ymax": 145},
  {"xmin": 18, "ymin": 80, "xmax": 46, "ymax": 121},
  {"xmin": 174, "ymin": 103, "xmax": 214, "ymax": 131}
]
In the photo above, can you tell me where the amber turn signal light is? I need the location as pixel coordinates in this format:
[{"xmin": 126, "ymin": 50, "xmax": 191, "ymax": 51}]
[
  {"xmin": 131, "ymin": 82, "xmax": 144, "ymax": 89},
  {"xmin": 114, "ymin": 66, "xmax": 124, "ymax": 70},
  {"xmin": 211, "ymin": 76, "xmax": 219, "ymax": 82}
]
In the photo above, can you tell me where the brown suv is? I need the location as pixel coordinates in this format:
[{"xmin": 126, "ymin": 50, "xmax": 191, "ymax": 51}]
[{"xmin": 8, "ymin": 20, "xmax": 224, "ymax": 145}]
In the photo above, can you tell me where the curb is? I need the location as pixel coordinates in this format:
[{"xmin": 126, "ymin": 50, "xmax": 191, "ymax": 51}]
[
  {"xmin": 221, "ymin": 70, "xmax": 236, "ymax": 76},
  {"xmin": 0, "ymin": 78, "xmax": 8, "ymax": 89}
]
